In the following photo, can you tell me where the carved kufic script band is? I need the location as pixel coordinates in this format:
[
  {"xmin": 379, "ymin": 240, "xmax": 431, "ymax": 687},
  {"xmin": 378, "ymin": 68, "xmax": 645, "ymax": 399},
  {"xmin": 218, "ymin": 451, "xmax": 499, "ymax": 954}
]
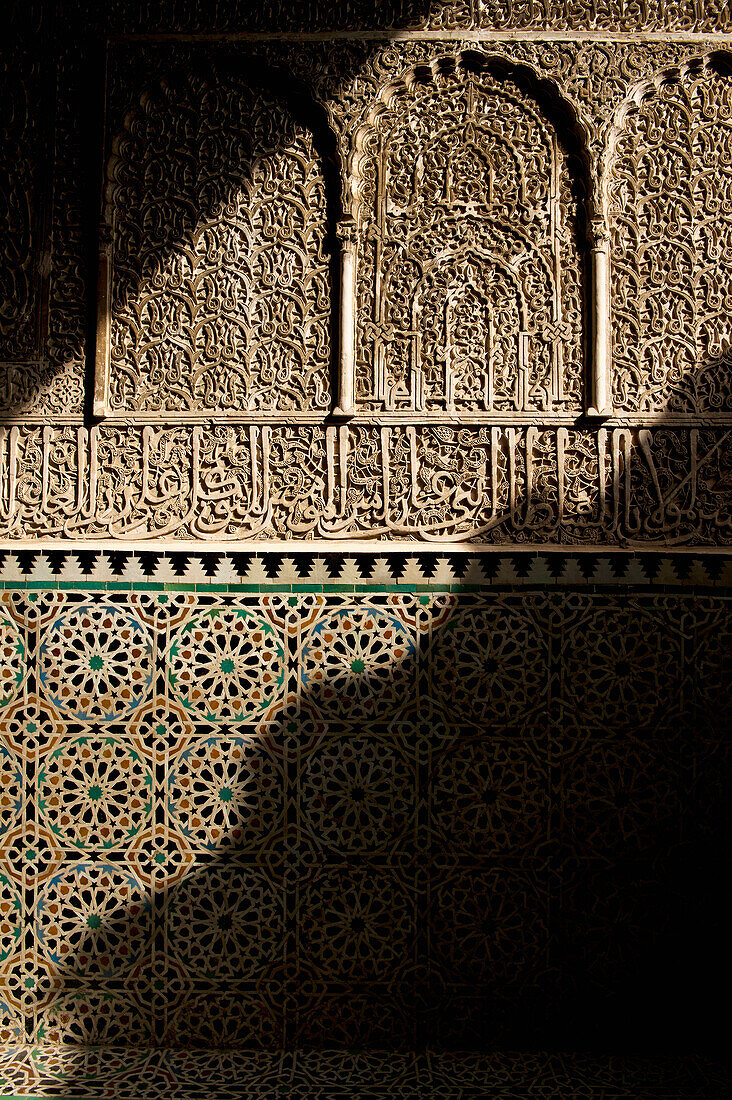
[{"xmin": 0, "ymin": 423, "xmax": 730, "ymax": 545}]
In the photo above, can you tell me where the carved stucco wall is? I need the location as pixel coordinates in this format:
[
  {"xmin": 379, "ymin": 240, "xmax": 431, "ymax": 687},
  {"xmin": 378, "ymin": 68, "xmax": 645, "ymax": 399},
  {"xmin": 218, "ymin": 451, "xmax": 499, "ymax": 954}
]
[
  {"xmin": 0, "ymin": 3, "xmax": 731, "ymax": 1091},
  {"xmin": 2, "ymin": 1, "xmax": 732, "ymax": 545}
]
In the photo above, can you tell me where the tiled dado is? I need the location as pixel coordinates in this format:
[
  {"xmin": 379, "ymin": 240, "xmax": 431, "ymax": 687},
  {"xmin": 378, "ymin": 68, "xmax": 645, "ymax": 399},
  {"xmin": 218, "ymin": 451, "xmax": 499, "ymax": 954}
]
[{"xmin": 0, "ymin": 567, "xmax": 730, "ymax": 1053}]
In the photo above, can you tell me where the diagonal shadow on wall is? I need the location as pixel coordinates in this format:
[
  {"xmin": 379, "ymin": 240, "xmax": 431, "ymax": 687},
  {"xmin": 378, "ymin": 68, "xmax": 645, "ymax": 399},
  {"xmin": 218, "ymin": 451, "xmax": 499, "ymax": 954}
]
[{"xmin": 0, "ymin": 2, "xmax": 730, "ymax": 1097}]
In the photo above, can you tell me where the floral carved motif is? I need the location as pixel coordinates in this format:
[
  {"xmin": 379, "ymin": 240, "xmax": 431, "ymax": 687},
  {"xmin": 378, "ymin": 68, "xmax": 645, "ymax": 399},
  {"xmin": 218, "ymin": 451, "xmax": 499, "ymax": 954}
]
[
  {"xmin": 609, "ymin": 55, "xmax": 732, "ymax": 413},
  {"xmin": 354, "ymin": 54, "xmax": 585, "ymax": 415},
  {"xmin": 102, "ymin": 65, "xmax": 334, "ymax": 417}
]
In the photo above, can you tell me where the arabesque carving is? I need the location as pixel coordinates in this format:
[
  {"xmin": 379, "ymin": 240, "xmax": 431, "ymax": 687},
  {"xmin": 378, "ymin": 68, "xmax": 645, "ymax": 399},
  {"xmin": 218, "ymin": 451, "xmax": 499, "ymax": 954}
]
[
  {"xmin": 352, "ymin": 54, "xmax": 586, "ymax": 416},
  {"xmin": 97, "ymin": 65, "xmax": 336, "ymax": 418},
  {"xmin": 2, "ymin": 32, "xmax": 732, "ymax": 546},
  {"xmin": 608, "ymin": 54, "xmax": 732, "ymax": 414}
]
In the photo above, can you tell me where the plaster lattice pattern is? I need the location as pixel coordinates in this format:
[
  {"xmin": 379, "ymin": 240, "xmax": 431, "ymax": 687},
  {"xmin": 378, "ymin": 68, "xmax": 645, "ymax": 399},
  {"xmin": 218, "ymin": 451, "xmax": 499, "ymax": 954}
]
[{"xmin": 0, "ymin": 574, "xmax": 728, "ymax": 1071}]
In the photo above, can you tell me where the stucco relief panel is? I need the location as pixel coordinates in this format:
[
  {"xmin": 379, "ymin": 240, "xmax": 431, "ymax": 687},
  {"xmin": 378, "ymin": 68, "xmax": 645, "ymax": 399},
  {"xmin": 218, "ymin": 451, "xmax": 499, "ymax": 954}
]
[{"xmin": 2, "ymin": 37, "xmax": 732, "ymax": 544}]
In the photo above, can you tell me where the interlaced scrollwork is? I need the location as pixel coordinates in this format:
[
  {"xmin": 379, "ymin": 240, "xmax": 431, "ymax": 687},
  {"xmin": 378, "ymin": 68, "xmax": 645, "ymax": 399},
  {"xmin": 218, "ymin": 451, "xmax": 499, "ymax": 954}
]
[
  {"xmin": 355, "ymin": 55, "xmax": 585, "ymax": 415},
  {"xmin": 106, "ymin": 66, "xmax": 333, "ymax": 416},
  {"xmin": 609, "ymin": 55, "xmax": 732, "ymax": 413}
]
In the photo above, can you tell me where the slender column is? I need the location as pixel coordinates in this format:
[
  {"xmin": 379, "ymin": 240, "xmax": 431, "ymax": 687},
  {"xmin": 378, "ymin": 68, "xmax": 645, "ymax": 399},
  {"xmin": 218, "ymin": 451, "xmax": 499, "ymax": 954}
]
[
  {"xmin": 587, "ymin": 224, "xmax": 613, "ymax": 417},
  {"xmin": 93, "ymin": 221, "xmax": 113, "ymax": 419},
  {"xmin": 333, "ymin": 219, "xmax": 357, "ymax": 419}
]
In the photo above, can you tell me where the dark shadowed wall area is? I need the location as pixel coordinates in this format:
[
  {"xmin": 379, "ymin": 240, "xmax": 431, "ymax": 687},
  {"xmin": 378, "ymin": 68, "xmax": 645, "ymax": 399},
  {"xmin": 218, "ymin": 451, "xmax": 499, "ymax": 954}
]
[{"xmin": 1, "ymin": 2, "xmax": 731, "ymax": 1097}]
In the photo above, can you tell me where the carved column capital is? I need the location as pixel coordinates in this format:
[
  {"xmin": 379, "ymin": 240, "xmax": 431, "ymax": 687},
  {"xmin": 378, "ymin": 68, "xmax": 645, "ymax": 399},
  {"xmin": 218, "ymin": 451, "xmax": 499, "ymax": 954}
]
[
  {"xmin": 589, "ymin": 218, "xmax": 611, "ymax": 251},
  {"xmin": 336, "ymin": 218, "xmax": 358, "ymax": 253}
]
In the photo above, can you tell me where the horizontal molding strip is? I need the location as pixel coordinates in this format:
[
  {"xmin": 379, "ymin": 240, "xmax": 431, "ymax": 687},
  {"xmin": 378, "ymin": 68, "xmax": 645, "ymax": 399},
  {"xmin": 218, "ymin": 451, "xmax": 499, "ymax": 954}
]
[
  {"xmin": 0, "ymin": 548, "xmax": 730, "ymax": 589},
  {"xmin": 0, "ymin": 555, "xmax": 730, "ymax": 591},
  {"xmin": 5, "ymin": 415, "xmax": 732, "ymax": 427},
  {"xmin": 2, "ymin": 540, "xmax": 732, "ymax": 553}
]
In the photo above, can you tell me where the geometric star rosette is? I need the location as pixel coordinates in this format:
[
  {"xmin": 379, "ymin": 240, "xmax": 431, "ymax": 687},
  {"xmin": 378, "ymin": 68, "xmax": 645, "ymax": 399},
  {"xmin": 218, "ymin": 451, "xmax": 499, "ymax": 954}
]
[
  {"xmin": 165, "ymin": 863, "xmax": 283, "ymax": 980},
  {"xmin": 35, "ymin": 864, "xmax": 151, "ymax": 977},
  {"xmin": 0, "ymin": 693, "xmax": 67, "ymax": 758},
  {"xmin": 429, "ymin": 601, "xmax": 548, "ymax": 728},
  {"xmin": 0, "ymin": 824, "xmax": 64, "ymax": 885},
  {"xmin": 298, "ymin": 865, "xmax": 415, "ymax": 984},
  {"xmin": 38, "ymin": 737, "xmax": 153, "ymax": 849},
  {"xmin": 298, "ymin": 733, "xmax": 414, "ymax": 852},
  {"xmin": 300, "ymin": 606, "xmax": 416, "ymax": 722},
  {"xmin": 168, "ymin": 608, "xmax": 285, "ymax": 721},
  {"xmin": 167, "ymin": 734, "xmax": 283, "ymax": 851},
  {"xmin": 35, "ymin": 987, "xmax": 151, "ymax": 1046},
  {"xmin": 560, "ymin": 603, "xmax": 678, "ymax": 730},
  {"xmin": 127, "ymin": 696, "xmax": 197, "ymax": 760},
  {"xmin": 38, "ymin": 604, "xmax": 154, "ymax": 721},
  {"xmin": 128, "ymin": 827, "xmax": 195, "ymax": 888}
]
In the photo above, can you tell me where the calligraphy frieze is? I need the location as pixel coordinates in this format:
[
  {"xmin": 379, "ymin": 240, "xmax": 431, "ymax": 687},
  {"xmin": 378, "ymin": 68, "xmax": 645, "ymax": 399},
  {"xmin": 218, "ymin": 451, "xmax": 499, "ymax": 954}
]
[{"xmin": 0, "ymin": 423, "xmax": 730, "ymax": 545}]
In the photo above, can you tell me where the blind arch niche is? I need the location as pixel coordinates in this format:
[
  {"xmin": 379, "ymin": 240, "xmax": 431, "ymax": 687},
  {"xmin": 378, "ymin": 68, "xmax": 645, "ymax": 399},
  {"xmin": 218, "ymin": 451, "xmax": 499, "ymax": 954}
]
[
  {"xmin": 351, "ymin": 52, "xmax": 592, "ymax": 418},
  {"xmin": 94, "ymin": 62, "xmax": 340, "ymax": 420}
]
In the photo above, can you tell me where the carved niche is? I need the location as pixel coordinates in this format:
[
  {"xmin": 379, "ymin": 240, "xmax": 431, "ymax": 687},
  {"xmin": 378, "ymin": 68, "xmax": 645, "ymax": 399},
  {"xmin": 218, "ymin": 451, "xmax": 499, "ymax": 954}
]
[
  {"xmin": 353, "ymin": 54, "xmax": 587, "ymax": 417},
  {"xmin": 608, "ymin": 54, "xmax": 732, "ymax": 414},
  {"xmin": 96, "ymin": 63, "xmax": 337, "ymax": 418}
]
